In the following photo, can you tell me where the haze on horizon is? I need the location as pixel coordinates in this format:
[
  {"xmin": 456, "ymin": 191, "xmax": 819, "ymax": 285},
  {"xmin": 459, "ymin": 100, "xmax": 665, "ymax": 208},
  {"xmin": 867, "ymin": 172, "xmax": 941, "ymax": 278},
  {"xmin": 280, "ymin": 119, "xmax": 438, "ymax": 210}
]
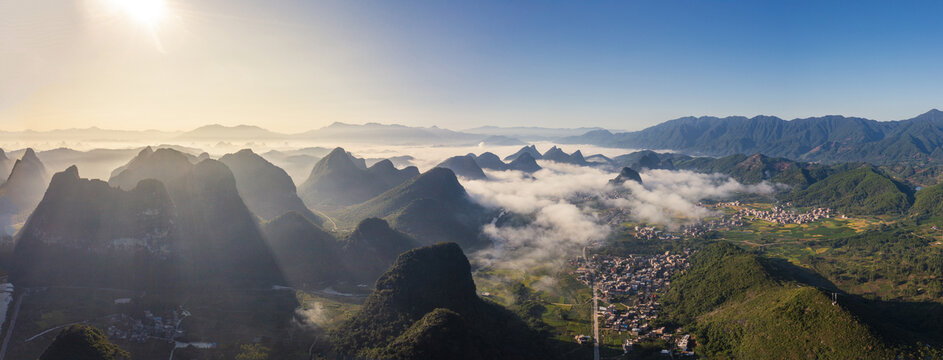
[{"xmin": 2, "ymin": 0, "xmax": 942, "ymax": 133}]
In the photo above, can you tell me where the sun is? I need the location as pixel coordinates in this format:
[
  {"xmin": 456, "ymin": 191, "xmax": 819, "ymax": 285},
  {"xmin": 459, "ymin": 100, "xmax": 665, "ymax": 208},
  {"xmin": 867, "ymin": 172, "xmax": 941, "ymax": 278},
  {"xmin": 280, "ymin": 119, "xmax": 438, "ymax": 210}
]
[{"xmin": 108, "ymin": 0, "xmax": 168, "ymax": 28}]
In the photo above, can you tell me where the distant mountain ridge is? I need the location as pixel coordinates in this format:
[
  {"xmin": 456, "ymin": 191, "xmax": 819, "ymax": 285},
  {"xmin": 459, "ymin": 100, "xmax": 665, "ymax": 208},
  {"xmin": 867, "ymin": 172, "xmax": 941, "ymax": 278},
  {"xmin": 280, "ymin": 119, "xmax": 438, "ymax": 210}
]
[{"xmin": 562, "ymin": 109, "xmax": 943, "ymax": 164}]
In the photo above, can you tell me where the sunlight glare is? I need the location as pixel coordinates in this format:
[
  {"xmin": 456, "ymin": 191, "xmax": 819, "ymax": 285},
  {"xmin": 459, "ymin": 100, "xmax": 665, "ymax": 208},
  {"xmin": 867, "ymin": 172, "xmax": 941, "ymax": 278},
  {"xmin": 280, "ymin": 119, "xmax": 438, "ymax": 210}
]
[{"xmin": 108, "ymin": 0, "xmax": 167, "ymax": 28}]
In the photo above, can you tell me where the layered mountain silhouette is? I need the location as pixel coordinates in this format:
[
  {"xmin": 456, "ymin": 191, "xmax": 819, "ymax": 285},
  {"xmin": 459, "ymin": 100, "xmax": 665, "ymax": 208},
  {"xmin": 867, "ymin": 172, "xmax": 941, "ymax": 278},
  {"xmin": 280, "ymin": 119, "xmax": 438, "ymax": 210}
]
[
  {"xmin": 468, "ymin": 152, "xmax": 542, "ymax": 173},
  {"xmin": 219, "ymin": 149, "xmax": 324, "ymax": 225},
  {"xmin": 0, "ymin": 149, "xmax": 13, "ymax": 184},
  {"xmin": 0, "ymin": 148, "xmax": 49, "ymax": 232},
  {"xmin": 331, "ymin": 242, "xmax": 555, "ymax": 359},
  {"xmin": 15, "ymin": 148, "xmax": 286, "ymax": 289},
  {"xmin": 541, "ymin": 146, "xmax": 588, "ymax": 165},
  {"xmin": 563, "ymin": 109, "xmax": 943, "ymax": 164},
  {"xmin": 15, "ymin": 166, "xmax": 178, "ymax": 288},
  {"xmin": 262, "ymin": 212, "xmax": 421, "ymax": 287},
  {"xmin": 506, "ymin": 152, "xmax": 542, "ymax": 173},
  {"xmin": 298, "ymin": 147, "xmax": 418, "ymax": 209},
  {"xmin": 503, "ymin": 145, "xmax": 542, "ymax": 162},
  {"xmin": 338, "ymin": 168, "xmax": 490, "ymax": 249},
  {"xmin": 435, "ymin": 155, "xmax": 487, "ymax": 180},
  {"xmin": 471, "ymin": 152, "xmax": 507, "ymax": 170},
  {"xmin": 609, "ymin": 167, "xmax": 642, "ymax": 185}
]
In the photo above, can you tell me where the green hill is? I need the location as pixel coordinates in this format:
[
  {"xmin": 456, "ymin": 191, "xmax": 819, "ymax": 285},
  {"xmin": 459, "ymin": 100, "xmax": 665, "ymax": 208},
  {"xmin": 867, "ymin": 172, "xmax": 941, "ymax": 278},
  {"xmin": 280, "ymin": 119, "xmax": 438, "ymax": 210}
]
[
  {"xmin": 780, "ymin": 166, "xmax": 914, "ymax": 215},
  {"xmin": 39, "ymin": 325, "xmax": 128, "ymax": 360},
  {"xmin": 661, "ymin": 243, "xmax": 894, "ymax": 359},
  {"xmin": 338, "ymin": 167, "xmax": 491, "ymax": 249},
  {"xmin": 330, "ymin": 242, "xmax": 556, "ymax": 359},
  {"xmin": 910, "ymin": 183, "xmax": 943, "ymax": 217}
]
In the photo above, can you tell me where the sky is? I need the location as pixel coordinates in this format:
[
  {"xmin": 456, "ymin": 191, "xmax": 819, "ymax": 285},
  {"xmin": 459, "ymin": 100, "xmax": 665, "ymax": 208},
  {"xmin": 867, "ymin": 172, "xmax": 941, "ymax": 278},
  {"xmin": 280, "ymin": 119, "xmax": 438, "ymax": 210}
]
[{"xmin": 1, "ymin": 0, "xmax": 942, "ymax": 132}]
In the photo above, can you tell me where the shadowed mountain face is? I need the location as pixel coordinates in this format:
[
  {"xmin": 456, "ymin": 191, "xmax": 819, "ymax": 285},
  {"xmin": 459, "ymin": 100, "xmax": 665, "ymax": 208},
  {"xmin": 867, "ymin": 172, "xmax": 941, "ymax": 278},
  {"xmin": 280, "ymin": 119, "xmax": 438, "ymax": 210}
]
[
  {"xmin": 261, "ymin": 211, "xmax": 341, "ymax": 287},
  {"xmin": 17, "ymin": 148, "xmax": 288, "ymax": 289},
  {"xmin": 339, "ymin": 167, "xmax": 490, "ymax": 250},
  {"xmin": 472, "ymin": 152, "xmax": 507, "ymax": 170},
  {"xmin": 0, "ymin": 149, "xmax": 13, "ymax": 184},
  {"xmin": 0, "ymin": 148, "xmax": 49, "ymax": 232},
  {"xmin": 436, "ymin": 155, "xmax": 487, "ymax": 180},
  {"xmin": 503, "ymin": 145, "xmax": 542, "ymax": 162},
  {"xmin": 298, "ymin": 147, "xmax": 418, "ymax": 209},
  {"xmin": 331, "ymin": 242, "xmax": 556, "ymax": 359},
  {"xmin": 541, "ymin": 146, "xmax": 587, "ymax": 165},
  {"xmin": 341, "ymin": 217, "xmax": 419, "ymax": 284},
  {"xmin": 507, "ymin": 152, "xmax": 542, "ymax": 173},
  {"xmin": 219, "ymin": 149, "xmax": 324, "ymax": 225},
  {"xmin": 261, "ymin": 213, "xmax": 421, "ymax": 287},
  {"xmin": 15, "ymin": 166, "xmax": 179, "ymax": 288},
  {"xmin": 609, "ymin": 167, "xmax": 642, "ymax": 185}
]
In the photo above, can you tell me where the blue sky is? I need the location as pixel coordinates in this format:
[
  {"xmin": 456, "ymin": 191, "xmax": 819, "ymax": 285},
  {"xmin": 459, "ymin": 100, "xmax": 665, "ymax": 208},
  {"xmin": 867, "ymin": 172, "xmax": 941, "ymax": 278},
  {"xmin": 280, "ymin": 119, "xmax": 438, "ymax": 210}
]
[{"xmin": 1, "ymin": 0, "xmax": 941, "ymax": 131}]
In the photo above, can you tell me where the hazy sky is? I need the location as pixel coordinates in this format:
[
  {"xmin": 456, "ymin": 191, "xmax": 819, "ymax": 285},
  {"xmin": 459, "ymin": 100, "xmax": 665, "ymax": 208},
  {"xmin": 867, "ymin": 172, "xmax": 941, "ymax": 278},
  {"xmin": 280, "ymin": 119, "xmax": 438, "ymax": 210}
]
[{"xmin": 2, "ymin": 0, "xmax": 942, "ymax": 132}]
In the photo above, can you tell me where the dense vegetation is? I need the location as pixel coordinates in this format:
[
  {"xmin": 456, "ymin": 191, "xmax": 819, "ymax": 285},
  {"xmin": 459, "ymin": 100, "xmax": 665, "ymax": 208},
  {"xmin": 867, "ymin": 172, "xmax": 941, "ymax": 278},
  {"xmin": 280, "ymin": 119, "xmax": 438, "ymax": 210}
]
[
  {"xmin": 911, "ymin": 182, "xmax": 943, "ymax": 217},
  {"xmin": 330, "ymin": 243, "xmax": 556, "ymax": 359},
  {"xmin": 661, "ymin": 243, "xmax": 895, "ymax": 359},
  {"xmin": 781, "ymin": 166, "xmax": 914, "ymax": 215},
  {"xmin": 563, "ymin": 109, "xmax": 943, "ymax": 165},
  {"xmin": 39, "ymin": 325, "xmax": 128, "ymax": 360}
]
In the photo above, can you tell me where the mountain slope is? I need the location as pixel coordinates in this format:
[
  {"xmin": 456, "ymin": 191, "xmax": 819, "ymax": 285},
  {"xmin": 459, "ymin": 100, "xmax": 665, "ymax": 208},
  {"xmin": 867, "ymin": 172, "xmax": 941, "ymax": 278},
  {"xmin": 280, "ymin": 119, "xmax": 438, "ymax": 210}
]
[
  {"xmin": 781, "ymin": 166, "xmax": 913, "ymax": 215},
  {"xmin": 507, "ymin": 152, "xmax": 542, "ymax": 173},
  {"xmin": 436, "ymin": 155, "xmax": 487, "ymax": 180},
  {"xmin": 563, "ymin": 109, "xmax": 943, "ymax": 165},
  {"xmin": 0, "ymin": 148, "xmax": 50, "ymax": 230},
  {"xmin": 298, "ymin": 147, "xmax": 417, "ymax": 209},
  {"xmin": 661, "ymin": 243, "xmax": 893, "ymax": 359},
  {"xmin": 910, "ymin": 183, "xmax": 943, "ymax": 218},
  {"xmin": 330, "ymin": 242, "xmax": 556, "ymax": 359},
  {"xmin": 0, "ymin": 149, "xmax": 13, "ymax": 184},
  {"xmin": 503, "ymin": 145, "xmax": 543, "ymax": 162},
  {"xmin": 14, "ymin": 166, "xmax": 178, "ymax": 288},
  {"xmin": 541, "ymin": 146, "xmax": 587, "ymax": 165},
  {"xmin": 609, "ymin": 167, "xmax": 642, "ymax": 185},
  {"xmin": 338, "ymin": 168, "xmax": 490, "ymax": 249},
  {"xmin": 219, "ymin": 149, "xmax": 324, "ymax": 225}
]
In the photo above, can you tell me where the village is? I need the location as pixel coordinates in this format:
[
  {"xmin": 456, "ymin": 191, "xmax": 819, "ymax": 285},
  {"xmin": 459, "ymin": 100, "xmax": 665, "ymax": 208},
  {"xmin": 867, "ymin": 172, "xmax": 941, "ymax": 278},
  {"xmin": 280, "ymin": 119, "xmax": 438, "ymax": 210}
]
[
  {"xmin": 716, "ymin": 201, "xmax": 835, "ymax": 224},
  {"xmin": 104, "ymin": 305, "xmax": 190, "ymax": 343},
  {"xmin": 572, "ymin": 250, "xmax": 696, "ymax": 356}
]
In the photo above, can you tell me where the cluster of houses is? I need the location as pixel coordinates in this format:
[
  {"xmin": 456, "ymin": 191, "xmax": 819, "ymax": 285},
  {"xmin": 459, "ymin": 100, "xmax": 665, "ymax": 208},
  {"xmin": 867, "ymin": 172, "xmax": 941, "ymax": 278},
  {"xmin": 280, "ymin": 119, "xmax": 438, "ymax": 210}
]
[
  {"xmin": 724, "ymin": 202, "xmax": 834, "ymax": 225},
  {"xmin": 105, "ymin": 307, "xmax": 190, "ymax": 343},
  {"xmin": 572, "ymin": 251, "xmax": 695, "ymax": 355}
]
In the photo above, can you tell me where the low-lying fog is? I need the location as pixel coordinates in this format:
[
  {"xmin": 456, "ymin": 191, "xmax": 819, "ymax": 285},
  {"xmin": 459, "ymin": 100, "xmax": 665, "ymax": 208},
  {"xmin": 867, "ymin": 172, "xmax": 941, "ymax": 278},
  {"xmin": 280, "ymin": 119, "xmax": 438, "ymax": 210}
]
[{"xmin": 3, "ymin": 139, "xmax": 778, "ymax": 269}]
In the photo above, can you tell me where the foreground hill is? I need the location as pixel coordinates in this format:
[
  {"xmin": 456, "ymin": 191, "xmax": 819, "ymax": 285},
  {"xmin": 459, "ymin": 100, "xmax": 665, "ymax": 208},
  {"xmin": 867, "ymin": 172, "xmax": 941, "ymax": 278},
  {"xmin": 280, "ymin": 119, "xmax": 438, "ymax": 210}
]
[
  {"xmin": 338, "ymin": 167, "xmax": 490, "ymax": 249},
  {"xmin": 661, "ymin": 243, "xmax": 893, "ymax": 359},
  {"xmin": 39, "ymin": 325, "xmax": 128, "ymax": 360},
  {"xmin": 563, "ymin": 109, "xmax": 943, "ymax": 165},
  {"xmin": 781, "ymin": 166, "xmax": 913, "ymax": 215},
  {"xmin": 331, "ymin": 242, "xmax": 556, "ymax": 359},
  {"xmin": 219, "ymin": 149, "xmax": 324, "ymax": 225},
  {"xmin": 298, "ymin": 147, "xmax": 418, "ymax": 209}
]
